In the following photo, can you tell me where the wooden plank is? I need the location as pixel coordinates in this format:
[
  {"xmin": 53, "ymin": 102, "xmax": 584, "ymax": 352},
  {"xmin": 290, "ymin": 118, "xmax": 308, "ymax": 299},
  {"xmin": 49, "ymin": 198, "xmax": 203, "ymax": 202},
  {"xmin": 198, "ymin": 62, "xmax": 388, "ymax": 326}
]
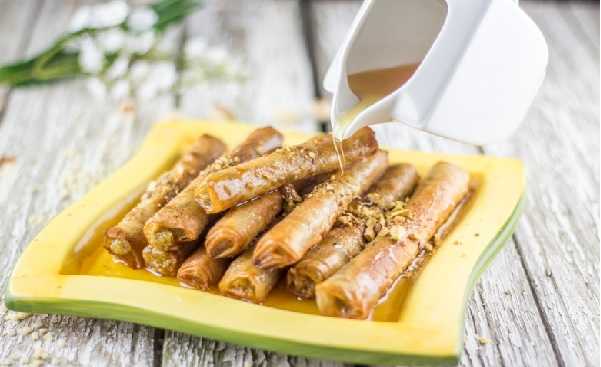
[
  {"xmin": 479, "ymin": 2, "xmax": 600, "ymax": 366},
  {"xmin": 161, "ymin": 1, "xmax": 344, "ymax": 366},
  {"xmin": 460, "ymin": 242, "xmax": 557, "ymax": 367},
  {"xmin": 0, "ymin": 0, "xmax": 40, "ymax": 113},
  {"xmin": 178, "ymin": 0, "xmax": 316, "ymax": 132},
  {"xmin": 0, "ymin": 0, "xmax": 180, "ymax": 365},
  {"xmin": 310, "ymin": 2, "xmax": 559, "ymax": 367},
  {"xmin": 566, "ymin": 1, "xmax": 600, "ymax": 52}
]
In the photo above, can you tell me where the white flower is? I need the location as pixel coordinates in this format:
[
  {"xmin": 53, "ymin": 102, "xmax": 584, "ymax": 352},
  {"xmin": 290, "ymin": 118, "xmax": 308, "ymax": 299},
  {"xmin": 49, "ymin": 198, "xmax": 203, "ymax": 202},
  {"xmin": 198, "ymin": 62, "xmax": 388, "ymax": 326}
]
[
  {"xmin": 137, "ymin": 79, "xmax": 159, "ymax": 100},
  {"xmin": 127, "ymin": 7, "xmax": 158, "ymax": 32},
  {"xmin": 136, "ymin": 62, "xmax": 176, "ymax": 100},
  {"xmin": 110, "ymin": 79, "xmax": 130, "ymax": 100},
  {"xmin": 69, "ymin": 6, "xmax": 92, "ymax": 31},
  {"xmin": 184, "ymin": 37, "xmax": 208, "ymax": 59},
  {"xmin": 70, "ymin": 1, "xmax": 129, "ymax": 31},
  {"xmin": 94, "ymin": 0, "xmax": 129, "ymax": 28},
  {"xmin": 97, "ymin": 28, "xmax": 126, "ymax": 53},
  {"xmin": 79, "ymin": 37, "xmax": 104, "ymax": 73},
  {"xmin": 86, "ymin": 78, "xmax": 107, "ymax": 100},
  {"xmin": 126, "ymin": 31, "xmax": 155, "ymax": 54},
  {"xmin": 106, "ymin": 55, "xmax": 129, "ymax": 80},
  {"xmin": 130, "ymin": 61, "xmax": 151, "ymax": 84},
  {"xmin": 150, "ymin": 62, "xmax": 177, "ymax": 90},
  {"xmin": 205, "ymin": 46, "xmax": 228, "ymax": 65}
]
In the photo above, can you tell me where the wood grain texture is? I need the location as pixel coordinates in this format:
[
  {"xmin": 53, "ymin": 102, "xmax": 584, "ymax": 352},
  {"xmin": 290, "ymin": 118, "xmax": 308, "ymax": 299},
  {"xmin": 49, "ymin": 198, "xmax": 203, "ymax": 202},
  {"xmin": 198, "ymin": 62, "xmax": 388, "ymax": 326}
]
[
  {"xmin": 0, "ymin": 1, "xmax": 597, "ymax": 366},
  {"xmin": 178, "ymin": 0, "xmax": 316, "ymax": 132},
  {"xmin": 0, "ymin": 0, "xmax": 39, "ymax": 114},
  {"xmin": 480, "ymin": 3, "xmax": 600, "ymax": 366},
  {"xmin": 0, "ymin": 1, "xmax": 175, "ymax": 366},
  {"xmin": 309, "ymin": 2, "xmax": 561, "ymax": 367}
]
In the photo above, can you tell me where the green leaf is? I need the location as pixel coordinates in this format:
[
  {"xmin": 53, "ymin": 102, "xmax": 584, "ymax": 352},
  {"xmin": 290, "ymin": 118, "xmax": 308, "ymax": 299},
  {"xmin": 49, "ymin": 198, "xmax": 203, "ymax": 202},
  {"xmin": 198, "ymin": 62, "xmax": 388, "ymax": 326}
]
[{"xmin": 0, "ymin": 0, "xmax": 202, "ymax": 87}]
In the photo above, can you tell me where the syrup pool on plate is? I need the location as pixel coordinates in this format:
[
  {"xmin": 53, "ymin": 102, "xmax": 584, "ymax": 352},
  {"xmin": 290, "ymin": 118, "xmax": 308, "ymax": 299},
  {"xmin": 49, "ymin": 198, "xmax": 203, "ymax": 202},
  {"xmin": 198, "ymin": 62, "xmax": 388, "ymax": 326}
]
[{"xmin": 70, "ymin": 199, "xmax": 414, "ymax": 322}]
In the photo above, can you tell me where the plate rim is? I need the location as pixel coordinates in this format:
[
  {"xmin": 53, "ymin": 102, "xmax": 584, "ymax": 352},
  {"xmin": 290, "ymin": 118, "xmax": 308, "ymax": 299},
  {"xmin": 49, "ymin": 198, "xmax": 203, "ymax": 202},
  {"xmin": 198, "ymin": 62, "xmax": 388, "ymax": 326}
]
[{"xmin": 5, "ymin": 120, "xmax": 525, "ymax": 365}]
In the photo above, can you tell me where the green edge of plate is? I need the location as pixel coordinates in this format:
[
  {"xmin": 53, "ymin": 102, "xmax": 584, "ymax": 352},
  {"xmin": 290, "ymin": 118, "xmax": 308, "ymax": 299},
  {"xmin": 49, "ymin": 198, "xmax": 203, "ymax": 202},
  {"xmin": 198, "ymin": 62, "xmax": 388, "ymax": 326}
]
[{"xmin": 5, "ymin": 195, "xmax": 525, "ymax": 366}]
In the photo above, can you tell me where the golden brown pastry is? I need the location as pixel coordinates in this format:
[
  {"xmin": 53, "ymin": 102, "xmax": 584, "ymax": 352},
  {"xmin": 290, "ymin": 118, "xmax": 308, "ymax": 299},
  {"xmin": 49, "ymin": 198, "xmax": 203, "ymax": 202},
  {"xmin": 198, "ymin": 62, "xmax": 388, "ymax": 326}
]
[
  {"xmin": 218, "ymin": 248, "xmax": 281, "ymax": 303},
  {"xmin": 197, "ymin": 127, "xmax": 379, "ymax": 213},
  {"xmin": 315, "ymin": 162, "xmax": 469, "ymax": 319},
  {"xmin": 205, "ymin": 191, "xmax": 283, "ymax": 259},
  {"xmin": 143, "ymin": 127, "xmax": 283, "ymax": 276},
  {"xmin": 105, "ymin": 134, "xmax": 225, "ymax": 268},
  {"xmin": 253, "ymin": 151, "xmax": 389, "ymax": 269},
  {"xmin": 287, "ymin": 163, "xmax": 419, "ymax": 299},
  {"xmin": 177, "ymin": 247, "xmax": 230, "ymax": 290}
]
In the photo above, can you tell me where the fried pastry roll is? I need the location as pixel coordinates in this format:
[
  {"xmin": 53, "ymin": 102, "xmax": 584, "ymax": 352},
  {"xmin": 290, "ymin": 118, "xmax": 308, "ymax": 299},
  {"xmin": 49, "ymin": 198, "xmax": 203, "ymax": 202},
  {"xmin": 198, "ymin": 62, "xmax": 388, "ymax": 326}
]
[
  {"xmin": 363, "ymin": 163, "xmax": 419, "ymax": 210},
  {"xmin": 197, "ymin": 127, "xmax": 379, "ymax": 213},
  {"xmin": 205, "ymin": 191, "xmax": 283, "ymax": 259},
  {"xmin": 105, "ymin": 134, "xmax": 226, "ymax": 268},
  {"xmin": 177, "ymin": 247, "xmax": 230, "ymax": 290},
  {"xmin": 144, "ymin": 127, "xmax": 282, "ymax": 250},
  {"xmin": 287, "ymin": 226, "xmax": 363, "ymax": 300},
  {"xmin": 253, "ymin": 151, "xmax": 389, "ymax": 269},
  {"xmin": 142, "ymin": 242, "xmax": 199, "ymax": 277},
  {"xmin": 315, "ymin": 162, "xmax": 469, "ymax": 319},
  {"xmin": 287, "ymin": 164, "xmax": 419, "ymax": 299},
  {"xmin": 218, "ymin": 249, "xmax": 281, "ymax": 303},
  {"xmin": 143, "ymin": 127, "xmax": 283, "ymax": 276}
]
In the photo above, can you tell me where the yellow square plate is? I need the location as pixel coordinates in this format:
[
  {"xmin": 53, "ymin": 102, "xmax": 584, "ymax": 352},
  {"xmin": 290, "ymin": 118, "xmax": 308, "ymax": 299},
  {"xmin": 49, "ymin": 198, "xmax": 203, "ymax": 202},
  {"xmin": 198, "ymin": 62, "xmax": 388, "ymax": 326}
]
[{"xmin": 6, "ymin": 120, "xmax": 525, "ymax": 365}]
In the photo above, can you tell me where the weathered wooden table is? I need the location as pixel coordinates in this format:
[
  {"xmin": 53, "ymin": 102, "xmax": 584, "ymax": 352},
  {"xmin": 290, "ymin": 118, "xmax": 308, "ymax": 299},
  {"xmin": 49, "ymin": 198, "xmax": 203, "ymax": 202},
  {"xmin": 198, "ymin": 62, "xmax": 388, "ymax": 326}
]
[{"xmin": 0, "ymin": 1, "xmax": 598, "ymax": 366}]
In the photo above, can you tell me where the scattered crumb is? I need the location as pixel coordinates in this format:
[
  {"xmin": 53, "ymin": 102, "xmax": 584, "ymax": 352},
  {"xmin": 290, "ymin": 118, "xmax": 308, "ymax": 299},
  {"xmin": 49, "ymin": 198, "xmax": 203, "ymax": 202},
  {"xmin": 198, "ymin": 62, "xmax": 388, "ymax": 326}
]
[
  {"xmin": 474, "ymin": 233, "xmax": 480, "ymax": 237},
  {"xmin": 0, "ymin": 155, "xmax": 16, "ymax": 168},
  {"xmin": 477, "ymin": 335, "xmax": 493, "ymax": 345},
  {"xmin": 28, "ymin": 346, "xmax": 49, "ymax": 367},
  {"xmin": 18, "ymin": 325, "xmax": 33, "ymax": 336},
  {"xmin": 119, "ymin": 98, "xmax": 136, "ymax": 115},
  {"xmin": 504, "ymin": 290, "xmax": 511, "ymax": 296},
  {"xmin": 545, "ymin": 269, "xmax": 552, "ymax": 277},
  {"xmin": 27, "ymin": 214, "xmax": 44, "ymax": 227},
  {"xmin": 4, "ymin": 311, "xmax": 31, "ymax": 321},
  {"xmin": 210, "ymin": 103, "xmax": 236, "ymax": 121},
  {"xmin": 43, "ymin": 332, "xmax": 54, "ymax": 342},
  {"xmin": 453, "ymin": 240, "xmax": 462, "ymax": 246}
]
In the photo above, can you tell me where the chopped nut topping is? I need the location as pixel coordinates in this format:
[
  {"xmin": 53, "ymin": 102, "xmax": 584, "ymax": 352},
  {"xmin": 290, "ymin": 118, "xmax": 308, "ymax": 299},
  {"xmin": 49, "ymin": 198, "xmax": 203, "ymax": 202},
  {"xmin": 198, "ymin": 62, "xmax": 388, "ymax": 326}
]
[
  {"xmin": 0, "ymin": 155, "xmax": 16, "ymax": 168},
  {"xmin": 477, "ymin": 336, "xmax": 493, "ymax": 345}
]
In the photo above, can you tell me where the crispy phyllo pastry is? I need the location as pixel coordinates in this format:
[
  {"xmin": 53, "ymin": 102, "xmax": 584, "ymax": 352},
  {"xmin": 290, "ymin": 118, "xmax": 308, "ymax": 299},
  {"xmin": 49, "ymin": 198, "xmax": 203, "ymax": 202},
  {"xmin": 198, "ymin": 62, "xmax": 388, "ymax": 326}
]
[
  {"xmin": 205, "ymin": 177, "xmax": 318, "ymax": 259},
  {"xmin": 142, "ymin": 127, "xmax": 283, "ymax": 275},
  {"xmin": 142, "ymin": 242, "xmax": 199, "ymax": 276},
  {"xmin": 105, "ymin": 134, "xmax": 226, "ymax": 268},
  {"xmin": 197, "ymin": 127, "xmax": 379, "ymax": 213},
  {"xmin": 363, "ymin": 163, "xmax": 419, "ymax": 210},
  {"xmin": 287, "ymin": 164, "xmax": 419, "ymax": 299},
  {"xmin": 218, "ymin": 249, "xmax": 281, "ymax": 303},
  {"xmin": 253, "ymin": 151, "xmax": 389, "ymax": 269},
  {"xmin": 205, "ymin": 191, "xmax": 283, "ymax": 259},
  {"xmin": 315, "ymin": 162, "xmax": 469, "ymax": 319},
  {"xmin": 177, "ymin": 248, "xmax": 230, "ymax": 290}
]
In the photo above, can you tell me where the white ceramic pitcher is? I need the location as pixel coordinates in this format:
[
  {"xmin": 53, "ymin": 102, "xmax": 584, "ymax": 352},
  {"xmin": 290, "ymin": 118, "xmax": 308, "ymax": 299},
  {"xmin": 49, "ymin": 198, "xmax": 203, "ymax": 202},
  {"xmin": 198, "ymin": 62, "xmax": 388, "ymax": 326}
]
[{"xmin": 324, "ymin": 0, "xmax": 548, "ymax": 145}]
